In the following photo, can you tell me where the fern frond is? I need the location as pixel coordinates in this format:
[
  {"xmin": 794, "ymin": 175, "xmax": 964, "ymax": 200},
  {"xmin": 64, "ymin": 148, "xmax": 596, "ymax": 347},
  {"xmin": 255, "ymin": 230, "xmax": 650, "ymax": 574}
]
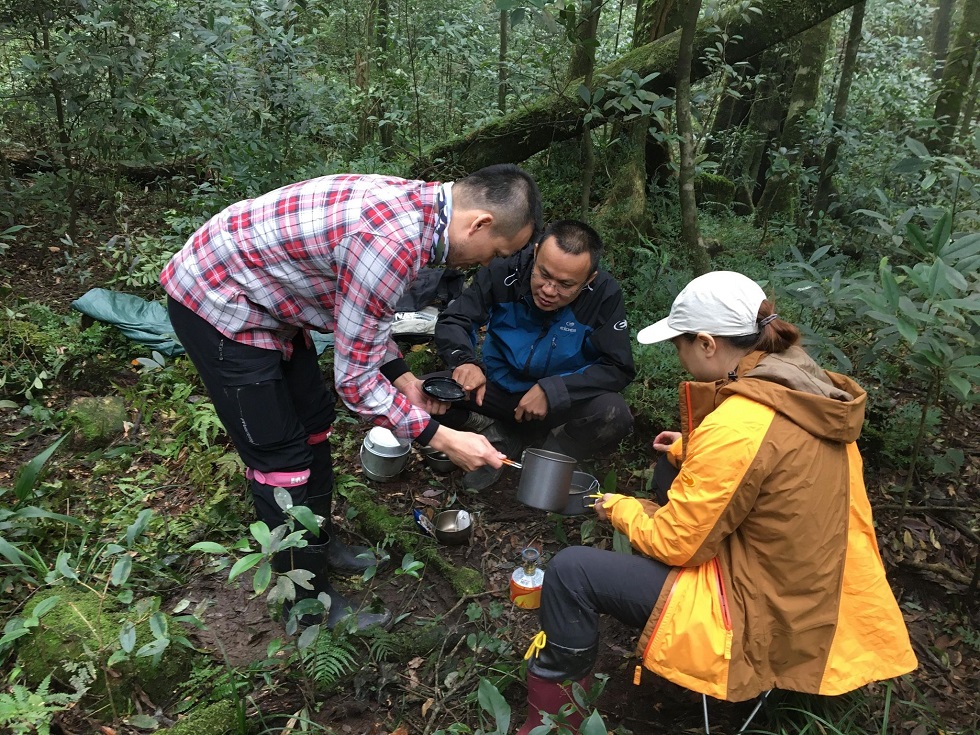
[{"xmin": 300, "ymin": 629, "xmax": 357, "ymax": 687}]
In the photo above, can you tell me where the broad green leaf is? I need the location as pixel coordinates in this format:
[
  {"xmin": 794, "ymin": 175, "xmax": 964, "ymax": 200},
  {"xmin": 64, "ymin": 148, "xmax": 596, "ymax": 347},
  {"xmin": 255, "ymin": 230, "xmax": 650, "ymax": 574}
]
[
  {"xmin": 253, "ymin": 559, "xmax": 272, "ymax": 594},
  {"xmin": 904, "ymin": 136, "xmax": 929, "ymax": 157},
  {"xmin": 878, "ymin": 261, "xmax": 900, "ymax": 309},
  {"xmin": 892, "ymin": 157, "xmax": 926, "ymax": 174},
  {"xmin": 136, "ymin": 637, "xmax": 169, "ymax": 658},
  {"xmin": 111, "ymin": 556, "xmax": 133, "ymax": 586},
  {"xmin": 612, "ymin": 530, "xmax": 632, "ymax": 555},
  {"xmin": 55, "ymin": 551, "xmax": 78, "ymax": 581},
  {"xmin": 895, "ymin": 319, "xmax": 918, "ymax": 346},
  {"xmin": 125, "ymin": 714, "xmax": 160, "ymax": 730},
  {"xmin": 948, "ymin": 374, "xmax": 972, "ymax": 401},
  {"xmin": 13, "ymin": 434, "xmax": 68, "ymax": 503},
  {"xmin": 150, "ymin": 612, "xmax": 168, "ymax": 638},
  {"xmin": 31, "ymin": 595, "xmax": 60, "ymax": 619},
  {"xmin": 126, "ymin": 509, "xmax": 153, "ymax": 547},
  {"xmin": 932, "ymin": 211, "xmax": 952, "ymax": 253},
  {"xmin": 288, "ymin": 505, "xmax": 320, "ymax": 536},
  {"xmin": 107, "ymin": 649, "xmax": 129, "ymax": 667},
  {"xmin": 12, "ymin": 506, "xmax": 83, "ymax": 525},
  {"xmin": 0, "ymin": 537, "xmax": 25, "ymax": 565},
  {"xmin": 297, "ymin": 623, "xmax": 320, "ymax": 650},
  {"xmin": 477, "ymin": 678, "xmax": 511, "ymax": 735},
  {"xmin": 581, "ymin": 711, "xmax": 608, "ymax": 735},
  {"xmin": 119, "ymin": 622, "xmax": 137, "ymax": 653},
  {"xmin": 228, "ymin": 552, "xmax": 264, "ymax": 582},
  {"xmin": 905, "ymin": 223, "xmax": 928, "ymax": 255},
  {"xmin": 250, "ymin": 521, "xmax": 272, "ymax": 549},
  {"xmin": 189, "ymin": 541, "xmax": 228, "ymax": 554}
]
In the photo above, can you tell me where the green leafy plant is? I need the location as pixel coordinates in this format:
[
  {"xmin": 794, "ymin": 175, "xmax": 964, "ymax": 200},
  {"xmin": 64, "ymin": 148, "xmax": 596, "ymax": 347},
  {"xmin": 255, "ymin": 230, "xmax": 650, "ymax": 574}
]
[{"xmin": 0, "ymin": 671, "xmax": 78, "ymax": 735}]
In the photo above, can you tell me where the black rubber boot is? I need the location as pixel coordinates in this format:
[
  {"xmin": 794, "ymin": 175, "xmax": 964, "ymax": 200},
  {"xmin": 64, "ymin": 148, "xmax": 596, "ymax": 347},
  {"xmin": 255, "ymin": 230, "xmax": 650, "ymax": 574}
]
[
  {"xmin": 305, "ymin": 440, "xmax": 390, "ymax": 575},
  {"xmin": 272, "ymin": 546, "xmax": 392, "ymax": 632},
  {"xmin": 322, "ymin": 514, "xmax": 391, "ymax": 575}
]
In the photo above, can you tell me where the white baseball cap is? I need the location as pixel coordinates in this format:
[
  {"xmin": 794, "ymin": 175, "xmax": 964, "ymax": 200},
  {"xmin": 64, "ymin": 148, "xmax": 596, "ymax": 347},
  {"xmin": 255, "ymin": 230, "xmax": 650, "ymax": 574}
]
[{"xmin": 637, "ymin": 271, "xmax": 767, "ymax": 344}]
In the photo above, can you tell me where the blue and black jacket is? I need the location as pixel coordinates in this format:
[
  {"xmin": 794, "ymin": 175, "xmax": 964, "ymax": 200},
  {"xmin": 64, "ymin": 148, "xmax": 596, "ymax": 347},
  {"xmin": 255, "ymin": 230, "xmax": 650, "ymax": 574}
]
[{"xmin": 435, "ymin": 245, "xmax": 635, "ymax": 414}]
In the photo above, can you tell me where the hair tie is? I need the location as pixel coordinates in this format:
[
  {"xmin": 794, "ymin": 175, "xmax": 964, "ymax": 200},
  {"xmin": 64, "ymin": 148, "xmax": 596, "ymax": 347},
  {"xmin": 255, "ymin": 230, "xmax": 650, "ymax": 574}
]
[{"xmin": 759, "ymin": 314, "xmax": 779, "ymax": 328}]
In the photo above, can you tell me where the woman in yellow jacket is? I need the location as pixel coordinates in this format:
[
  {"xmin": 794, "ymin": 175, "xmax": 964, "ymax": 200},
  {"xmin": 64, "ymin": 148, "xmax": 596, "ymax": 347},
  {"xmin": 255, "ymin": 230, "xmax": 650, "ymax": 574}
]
[{"xmin": 516, "ymin": 271, "xmax": 917, "ymax": 734}]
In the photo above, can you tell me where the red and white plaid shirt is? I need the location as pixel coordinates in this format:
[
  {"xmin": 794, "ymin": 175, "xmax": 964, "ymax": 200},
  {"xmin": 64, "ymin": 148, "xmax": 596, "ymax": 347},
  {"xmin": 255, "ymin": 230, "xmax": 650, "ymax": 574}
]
[{"xmin": 161, "ymin": 174, "xmax": 443, "ymax": 441}]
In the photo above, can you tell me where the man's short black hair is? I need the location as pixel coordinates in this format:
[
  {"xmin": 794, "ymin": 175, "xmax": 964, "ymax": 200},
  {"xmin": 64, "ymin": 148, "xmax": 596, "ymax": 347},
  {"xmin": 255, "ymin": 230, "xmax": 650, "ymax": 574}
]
[
  {"xmin": 454, "ymin": 164, "xmax": 543, "ymax": 242},
  {"xmin": 538, "ymin": 219, "xmax": 602, "ymax": 274}
]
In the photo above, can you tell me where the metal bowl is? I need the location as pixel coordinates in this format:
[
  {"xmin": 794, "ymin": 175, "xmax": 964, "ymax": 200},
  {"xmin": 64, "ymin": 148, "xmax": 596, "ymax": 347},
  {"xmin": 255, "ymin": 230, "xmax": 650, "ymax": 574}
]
[
  {"xmin": 433, "ymin": 509, "xmax": 473, "ymax": 545},
  {"xmin": 420, "ymin": 446, "xmax": 457, "ymax": 473}
]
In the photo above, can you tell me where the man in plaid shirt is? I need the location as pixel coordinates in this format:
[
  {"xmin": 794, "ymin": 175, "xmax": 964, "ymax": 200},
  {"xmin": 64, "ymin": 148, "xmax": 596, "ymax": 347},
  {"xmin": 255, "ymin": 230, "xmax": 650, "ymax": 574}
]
[{"xmin": 162, "ymin": 164, "xmax": 541, "ymax": 630}]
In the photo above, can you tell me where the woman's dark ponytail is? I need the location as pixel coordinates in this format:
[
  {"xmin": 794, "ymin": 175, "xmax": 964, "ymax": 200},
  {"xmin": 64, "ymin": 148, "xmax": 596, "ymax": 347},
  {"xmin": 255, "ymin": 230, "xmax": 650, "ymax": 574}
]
[{"xmin": 727, "ymin": 300, "xmax": 800, "ymax": 353}]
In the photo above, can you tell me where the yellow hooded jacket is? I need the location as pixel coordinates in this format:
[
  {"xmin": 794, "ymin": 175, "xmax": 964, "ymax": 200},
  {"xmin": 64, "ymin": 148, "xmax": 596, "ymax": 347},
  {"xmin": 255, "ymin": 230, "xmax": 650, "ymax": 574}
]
[{"xmin": 603, "ymin": 347, "xmax": 917, "ymax": 701}]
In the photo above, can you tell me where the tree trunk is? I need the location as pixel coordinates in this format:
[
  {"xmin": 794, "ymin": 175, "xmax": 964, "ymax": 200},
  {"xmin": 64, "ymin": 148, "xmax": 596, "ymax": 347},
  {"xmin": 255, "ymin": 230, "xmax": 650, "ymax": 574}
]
[
  {"xmin": 754, "ymin": 17, "xmax": 832, "ymax": 227},
  {"xmin": 569, "ymin": 0, "xmax": 602, "ymax": 215},
  {"xmin": 728, "ymin": 49, "xmax": 794, "ymax": 214},
  {"xmin": 412, "ymin": 0, "xmax": 864, "ymax": 178},
  {"xmin": 568, "ymin": 1, "xmax": 601, "ymax": 82},
  {"xmin": 377, "ymin": 0, "xmax": 393, "ymax": 151},
  {"xmin": 357, "ymin": 0, "xmax": 380, "ymax": 149},
  {"xmin": 932, "ymin": 0, "xmax": 980, "ymax": 150},
  {"xmin": 958, "ymin": 58, "xmax": 980, "ymax": 139},
  {"xmin": 677, "ymin": 0, "xmax": 710, "ymax": 273},
  {"xmin": 498, "ymin": 10, "xmax": 508, "ymax": 115},
  {"xmin": 931, "ymin": 0, "xmax": 956, "ymax": 80},
  {"xmin": 702, "ymin": 58, "xmax": 759, "ymax": 163},
  {"xmin": 811, "ymin": 1, "xmax": 865, "ymax": 225}
]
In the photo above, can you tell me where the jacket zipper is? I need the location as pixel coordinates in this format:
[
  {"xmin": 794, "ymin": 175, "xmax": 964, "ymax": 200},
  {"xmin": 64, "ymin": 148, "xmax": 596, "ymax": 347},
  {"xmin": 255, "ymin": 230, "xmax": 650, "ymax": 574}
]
[
  {"xmin": 713, "ymin": 558, "xmax": 734, "ymax": 660},
  {"xmin": 635, "ymin": 569, "xmax": 684, "ymax": 685},
  {"xmin": 542, "ymin": 336, "xmax": 557, "ymax": 375},
  {"xmin": 523, "ymin": 324, "xmax": 552, "ymax": 375},
  {"xmin": 634, "ymin": 560, "xmax": 734, "ymax": 685}
]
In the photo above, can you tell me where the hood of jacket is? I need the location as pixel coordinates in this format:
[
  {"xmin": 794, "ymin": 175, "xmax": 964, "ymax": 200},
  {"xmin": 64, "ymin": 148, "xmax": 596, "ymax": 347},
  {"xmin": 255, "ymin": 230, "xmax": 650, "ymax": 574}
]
[{"xmin": 717, "ymin": 346, "xmax": 866, "ymax": 445}]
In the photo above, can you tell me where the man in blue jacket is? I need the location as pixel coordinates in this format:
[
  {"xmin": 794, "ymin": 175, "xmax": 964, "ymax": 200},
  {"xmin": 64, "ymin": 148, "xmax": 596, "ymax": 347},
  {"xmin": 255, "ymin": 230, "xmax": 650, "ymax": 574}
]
[{"xmin": 433, "ymin": 220, "xmax": 635, "ymax": 490}]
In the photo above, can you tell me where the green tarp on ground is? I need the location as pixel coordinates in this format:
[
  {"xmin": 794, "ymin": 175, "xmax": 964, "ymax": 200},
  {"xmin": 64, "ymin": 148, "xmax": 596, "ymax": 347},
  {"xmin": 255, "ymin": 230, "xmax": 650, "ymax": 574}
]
[{"xmin": 70, "ymin": 288, "xmax": 335, "ymax": 356}]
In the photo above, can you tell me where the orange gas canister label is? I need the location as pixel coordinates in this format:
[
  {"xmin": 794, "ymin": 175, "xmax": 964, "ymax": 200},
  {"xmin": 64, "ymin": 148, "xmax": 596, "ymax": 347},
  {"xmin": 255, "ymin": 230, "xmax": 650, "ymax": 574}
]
[{"xmin": 510, "ymin": 579, "xmax": 542, "ymax": 609}]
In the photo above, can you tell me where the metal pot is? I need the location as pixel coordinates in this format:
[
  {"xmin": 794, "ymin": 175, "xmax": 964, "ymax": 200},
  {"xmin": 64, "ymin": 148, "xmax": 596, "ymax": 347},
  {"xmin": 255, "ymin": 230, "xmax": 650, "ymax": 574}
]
[
  {"xmin": 515, "ymin": 448, "xmax": 577, "ymax": 512},
  {"xmin": 360, "ymin": 427, "xmax": 411, "ymax": 482},
  {"xmin": 433, "ymin": 509, "xmax": 473, "ymax": 545},
  {"xmin": 561, "ymin": 471, "xmax": 600, "ymax": 515},
  {"xmin": 420, "ymin": 445, "xmax": 456, "ymax": 473}
]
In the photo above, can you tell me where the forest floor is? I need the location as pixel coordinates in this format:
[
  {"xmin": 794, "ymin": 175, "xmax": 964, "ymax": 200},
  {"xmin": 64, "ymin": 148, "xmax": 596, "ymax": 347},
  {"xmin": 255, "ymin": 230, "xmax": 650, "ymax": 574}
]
[{"xmin": 2, "ymin": 228, "xmax": 979, "ymax": 734}]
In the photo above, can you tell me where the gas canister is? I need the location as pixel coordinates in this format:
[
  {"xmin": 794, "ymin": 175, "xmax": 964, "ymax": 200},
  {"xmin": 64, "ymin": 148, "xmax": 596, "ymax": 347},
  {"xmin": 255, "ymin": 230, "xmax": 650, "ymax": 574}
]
[{"xmin": 509, "ymin": 547, "xmax": 544, "ymax": 609}]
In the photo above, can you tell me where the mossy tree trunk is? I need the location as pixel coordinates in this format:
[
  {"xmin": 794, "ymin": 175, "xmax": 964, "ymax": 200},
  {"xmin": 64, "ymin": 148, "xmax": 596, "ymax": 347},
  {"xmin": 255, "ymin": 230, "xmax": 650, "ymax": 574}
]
[
  {"xmin": 754, "ymin": 17, "xmax": 832, "ymax": 227},
  {"xmin": 931, "ymin": 0, "xmax": 980, "ymax": 150},
  {"xmin": 677, "ymin": 0, "xmax": 710, "ymax": 273},
  {"xmin": 727, "ymin": 48, "xmax": 794, "ymax": 215},
  {"xmin": 595, "ymin": 0, "xmax": 677, "ymax": 249},
  {"xmin": 411, "ymin": 0, "xmax": 864, "ymax": 179},
  {"xmin": 811, "ymin": 2, "xmax": 865, "ymax": 227}
]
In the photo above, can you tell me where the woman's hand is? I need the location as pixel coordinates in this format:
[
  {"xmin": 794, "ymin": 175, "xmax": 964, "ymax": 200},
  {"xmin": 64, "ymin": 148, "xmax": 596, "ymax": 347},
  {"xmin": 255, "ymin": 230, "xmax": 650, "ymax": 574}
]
[
  {"xmin": 593, "ymin": 493, "xmax": 617, "ymax": 521},
  {"xmin": 652, "ymin": 430, "xmax": 681, "ymax": 453}
]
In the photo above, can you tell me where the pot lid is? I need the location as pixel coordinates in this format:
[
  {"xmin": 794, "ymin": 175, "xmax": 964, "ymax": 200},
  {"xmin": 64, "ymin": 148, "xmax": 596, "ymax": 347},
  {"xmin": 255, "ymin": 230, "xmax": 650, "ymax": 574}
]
[{"xmin": 364, "ymin": 427, "xmax": 410, "ymax": 457}]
